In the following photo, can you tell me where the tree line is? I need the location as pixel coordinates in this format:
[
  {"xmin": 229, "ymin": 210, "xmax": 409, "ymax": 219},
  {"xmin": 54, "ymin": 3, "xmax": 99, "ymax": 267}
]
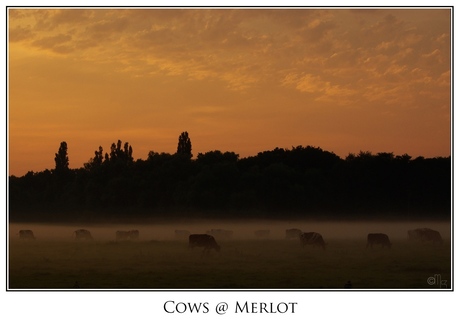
[{"xmin": 9, "ymin": 132, "xmax": 451, "ymax": 222}]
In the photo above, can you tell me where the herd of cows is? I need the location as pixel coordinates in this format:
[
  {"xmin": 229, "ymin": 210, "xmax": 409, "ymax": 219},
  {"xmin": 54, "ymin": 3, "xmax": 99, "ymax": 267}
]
[{"xmin": 15, "ymin": 226, "xmax": 444, "ymax": 254}]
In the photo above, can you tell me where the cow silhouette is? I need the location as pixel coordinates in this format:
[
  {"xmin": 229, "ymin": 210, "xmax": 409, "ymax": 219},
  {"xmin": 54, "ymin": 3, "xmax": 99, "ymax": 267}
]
[
  {"xmin": 367, "ymin": 233, "xmax": 391, "ymax": 249},
  {"xmin": 300, "ymin": 232, "xmax": 326, "ymax": 250},
  {"xmin": 189, "ymin": 234, "xmax": 221, "ymax": 253},
  {"xmin": 18, "ymin": 230, "xmax": 36, "ymax": 240},
  {"xmin": 73, "ymin": 229, "xmax": 93, "ymax": 241}
]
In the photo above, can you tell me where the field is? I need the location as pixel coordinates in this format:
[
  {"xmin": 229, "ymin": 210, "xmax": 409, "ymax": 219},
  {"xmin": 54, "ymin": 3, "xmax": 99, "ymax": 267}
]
[{"xmin": 8, "ymin": 221, "xmax": 451, "ymax": 289}]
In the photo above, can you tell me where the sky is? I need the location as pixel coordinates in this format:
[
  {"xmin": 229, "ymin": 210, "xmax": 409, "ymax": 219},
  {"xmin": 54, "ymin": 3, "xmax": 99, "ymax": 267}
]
[{"xmin": 8, "ymin": 8, "xmax": 452, "ymax": 176}]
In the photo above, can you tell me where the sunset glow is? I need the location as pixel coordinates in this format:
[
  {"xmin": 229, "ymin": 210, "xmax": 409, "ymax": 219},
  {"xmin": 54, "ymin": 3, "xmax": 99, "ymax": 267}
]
[{"xmin": 8, "ymin": 8, "xmax": 451, "ymax": 176}]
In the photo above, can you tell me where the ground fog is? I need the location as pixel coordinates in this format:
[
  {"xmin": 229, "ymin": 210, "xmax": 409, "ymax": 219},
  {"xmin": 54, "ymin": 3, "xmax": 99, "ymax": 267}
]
[
  {"xmin": 9, "ymin": 219, "xmax": 451, "ymax": 242},
  {"xmin": 8, "ymin": 219, "xmax": 451, "ymax": 289}
]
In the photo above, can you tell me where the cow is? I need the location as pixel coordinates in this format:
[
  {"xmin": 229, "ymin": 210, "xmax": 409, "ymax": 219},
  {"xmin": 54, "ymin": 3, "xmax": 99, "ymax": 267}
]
[
  {"xmin": 116, "ymin": 231, "xmax": 130, "ymax": 241},
  {"xmin": 175, "ymin": 230, "xmax": 190, "ymax": 240},
  {"xmin": 128, "ymin": 230, "xmax": 139, "ymax": 240},
  {"xmin": 419, "ymin": 228, "xmax": 443, "ymax": 244},
  {"xmin": 254, "ymin": 229, "xmax": 270, "ymax": 238},
  {"xmin": 189, "ymin": 234, "xmax": 221, "ymax": 253},
  {"xmin": 408, "ymin": 229, "xmax": 423, "ymax": 240},
  {"xmin": 408, "ymin": 228, "xmax": 443, "ymax": 244},
  {"xmin": 285, "ymin": 228, "xmax": 302, "ymax": 240},
  {"xmin": 18, "ymin": 230, "xmax": 35, "ymax": 240},
  {"xmin": 73, "ymin": 229, "xmax": 93, "ymax": 241},
  {"xmin": 299, "ymin": 232, "xmax": 326, "ymax": 250},
  {"xmin": 116, "ymin": 230, "xmax": 139, "ymax": 241},
  {"xmin": 206, "ymin": 229, "xmax": 233, "ymax": 240},
  {"xmin": 367, "ymin": 233, "xmax": 391, "ymax": 249}
]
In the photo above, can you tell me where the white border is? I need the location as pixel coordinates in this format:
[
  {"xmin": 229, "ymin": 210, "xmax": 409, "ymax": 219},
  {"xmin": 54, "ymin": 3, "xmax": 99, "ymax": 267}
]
[{"xmin": 2, "ymin": 2, "xmax": 457, "ymax": 321}]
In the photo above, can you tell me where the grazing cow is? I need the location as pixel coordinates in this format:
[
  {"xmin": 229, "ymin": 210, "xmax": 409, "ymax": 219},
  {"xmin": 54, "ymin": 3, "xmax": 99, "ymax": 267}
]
[
  {"xmin": 74, "ymin": 229, "xmax": 93, "ymax": 241},
  {"xmin": 285, "ymin": 228, "xmax": 302, "ymax": 240},
  {"xmin": 408, "ymin": 228, "xmax": 443, "ymax": 244},
  {"xmin": 408, "ymin": 229, "xmax": 423, "ymax": 240},
  {"xmin": 419, "ymin": 228, "xmax": 443, "ymax": 244},
  {"xmin": 254, "ymin": 229, "xmax": 270, "ymax": 238},
  {"xmin": 116, "ymin": 231, "xmax": 130, "ymax": 241},
  {"xmin": 300, "ymin": 232, "xmax": 326, "ymax": 250},
  {"xmin": 128, "ymin": 230, "xmax": 139, "ymax": 240},
  {"xmin": 206, "ymin": 229, "xmax": 233, "ymax": 240},
  {"xmin": 175, "ymin": 230, "xmax": 190, "ymax": 240},
  {"xmin": 189, "ymin": 234, "xmax": 221, "ymax": 252},
  {"xmin": 367, "ymin": 233, "xmax": 391, "ymax": 249},
  {"xmin": 18, "ymin": 230, "xmax": 35, "ymax": 240},
  {"xmin": 116, "ymin": 230, "xmax": 139, "ymax": 241}
]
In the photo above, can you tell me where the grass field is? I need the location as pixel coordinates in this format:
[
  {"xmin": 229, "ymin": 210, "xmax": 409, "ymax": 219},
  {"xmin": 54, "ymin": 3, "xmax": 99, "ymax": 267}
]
[{"xmin": 8, "ymin": 236, "xmax": 451, "ymax": 289}]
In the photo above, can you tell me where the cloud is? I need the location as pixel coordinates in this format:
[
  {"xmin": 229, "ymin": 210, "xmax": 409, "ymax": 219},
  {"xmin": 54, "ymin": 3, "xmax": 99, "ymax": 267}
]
[
  {"xmin": 9, "ymin": 25, "xmax": 35, "ymax": 42},
  {"xmin": 9, "ymin": 9, "xmax": 451, "ymax": 103},
  {"xmin": 31, "ymin": 33, "xmax": 73, "ymax": 53},
  {"xmin": 282, "ymin": 73, "xmax": 325, "ymax": 93},
  {"xmin": 281, "ymin": 72, "xmax": 359, "ymax": 105},
  {"xmin": 9, "ymin": 9, "xmax": 448, "ymax": 93}
]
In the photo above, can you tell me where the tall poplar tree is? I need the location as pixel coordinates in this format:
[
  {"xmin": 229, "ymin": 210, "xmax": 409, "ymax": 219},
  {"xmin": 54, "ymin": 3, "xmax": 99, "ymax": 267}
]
[
  {"xmin": 54, "ymin": 141, "xmax": 69, "ymax": 173},
  {"xmin": 176, "ymin": 131, "xmax": 192, "ymax": 159}
]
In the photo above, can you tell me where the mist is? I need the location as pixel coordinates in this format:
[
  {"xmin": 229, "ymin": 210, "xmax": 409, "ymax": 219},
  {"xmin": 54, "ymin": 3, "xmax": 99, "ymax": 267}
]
[{"xmin": 9, "ymin": 219, "xmax": 451, "ymax": 242}]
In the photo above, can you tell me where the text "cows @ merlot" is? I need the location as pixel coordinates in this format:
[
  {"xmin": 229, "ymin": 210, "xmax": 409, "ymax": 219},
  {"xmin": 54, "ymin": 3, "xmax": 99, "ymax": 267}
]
[{"xmin": 164, "ymin": 301, "xmax": 298, "ymax": 314}]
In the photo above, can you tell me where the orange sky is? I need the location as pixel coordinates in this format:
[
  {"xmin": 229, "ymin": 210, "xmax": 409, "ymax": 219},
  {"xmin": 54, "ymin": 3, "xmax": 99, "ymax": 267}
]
[{"xmin": 8, "ymin": 8, "xmax": 451, "ymax": 176}]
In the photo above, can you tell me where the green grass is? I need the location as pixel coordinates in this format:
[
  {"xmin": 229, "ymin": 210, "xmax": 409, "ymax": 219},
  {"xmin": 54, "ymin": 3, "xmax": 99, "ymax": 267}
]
[{"xmin": 8, "ymin": 238, "xmax": 451, "ymax": 289}]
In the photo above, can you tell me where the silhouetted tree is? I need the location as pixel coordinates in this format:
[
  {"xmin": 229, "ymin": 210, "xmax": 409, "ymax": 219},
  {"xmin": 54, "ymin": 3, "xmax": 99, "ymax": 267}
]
[
  {"xmin": 8, "ymin": 136, "xmax": 451, "ymax": 222},
  {"xmin": 107, "ymin": 140, "xmax": 134, "ymax": 164},
  {"xmin": 176, "ymin": 131, "xmax": 192, "ymax": 159},
  {"xmin": 84, "ymin": 146, "xmax": 104, "ymax": 171},
  {"xmin": 54, "ymin": 141, "xmax": 70, "ymax": 175},
  {"xmin": 124, "ymin": 142, "xmax": 133, "ymax": 160}
]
